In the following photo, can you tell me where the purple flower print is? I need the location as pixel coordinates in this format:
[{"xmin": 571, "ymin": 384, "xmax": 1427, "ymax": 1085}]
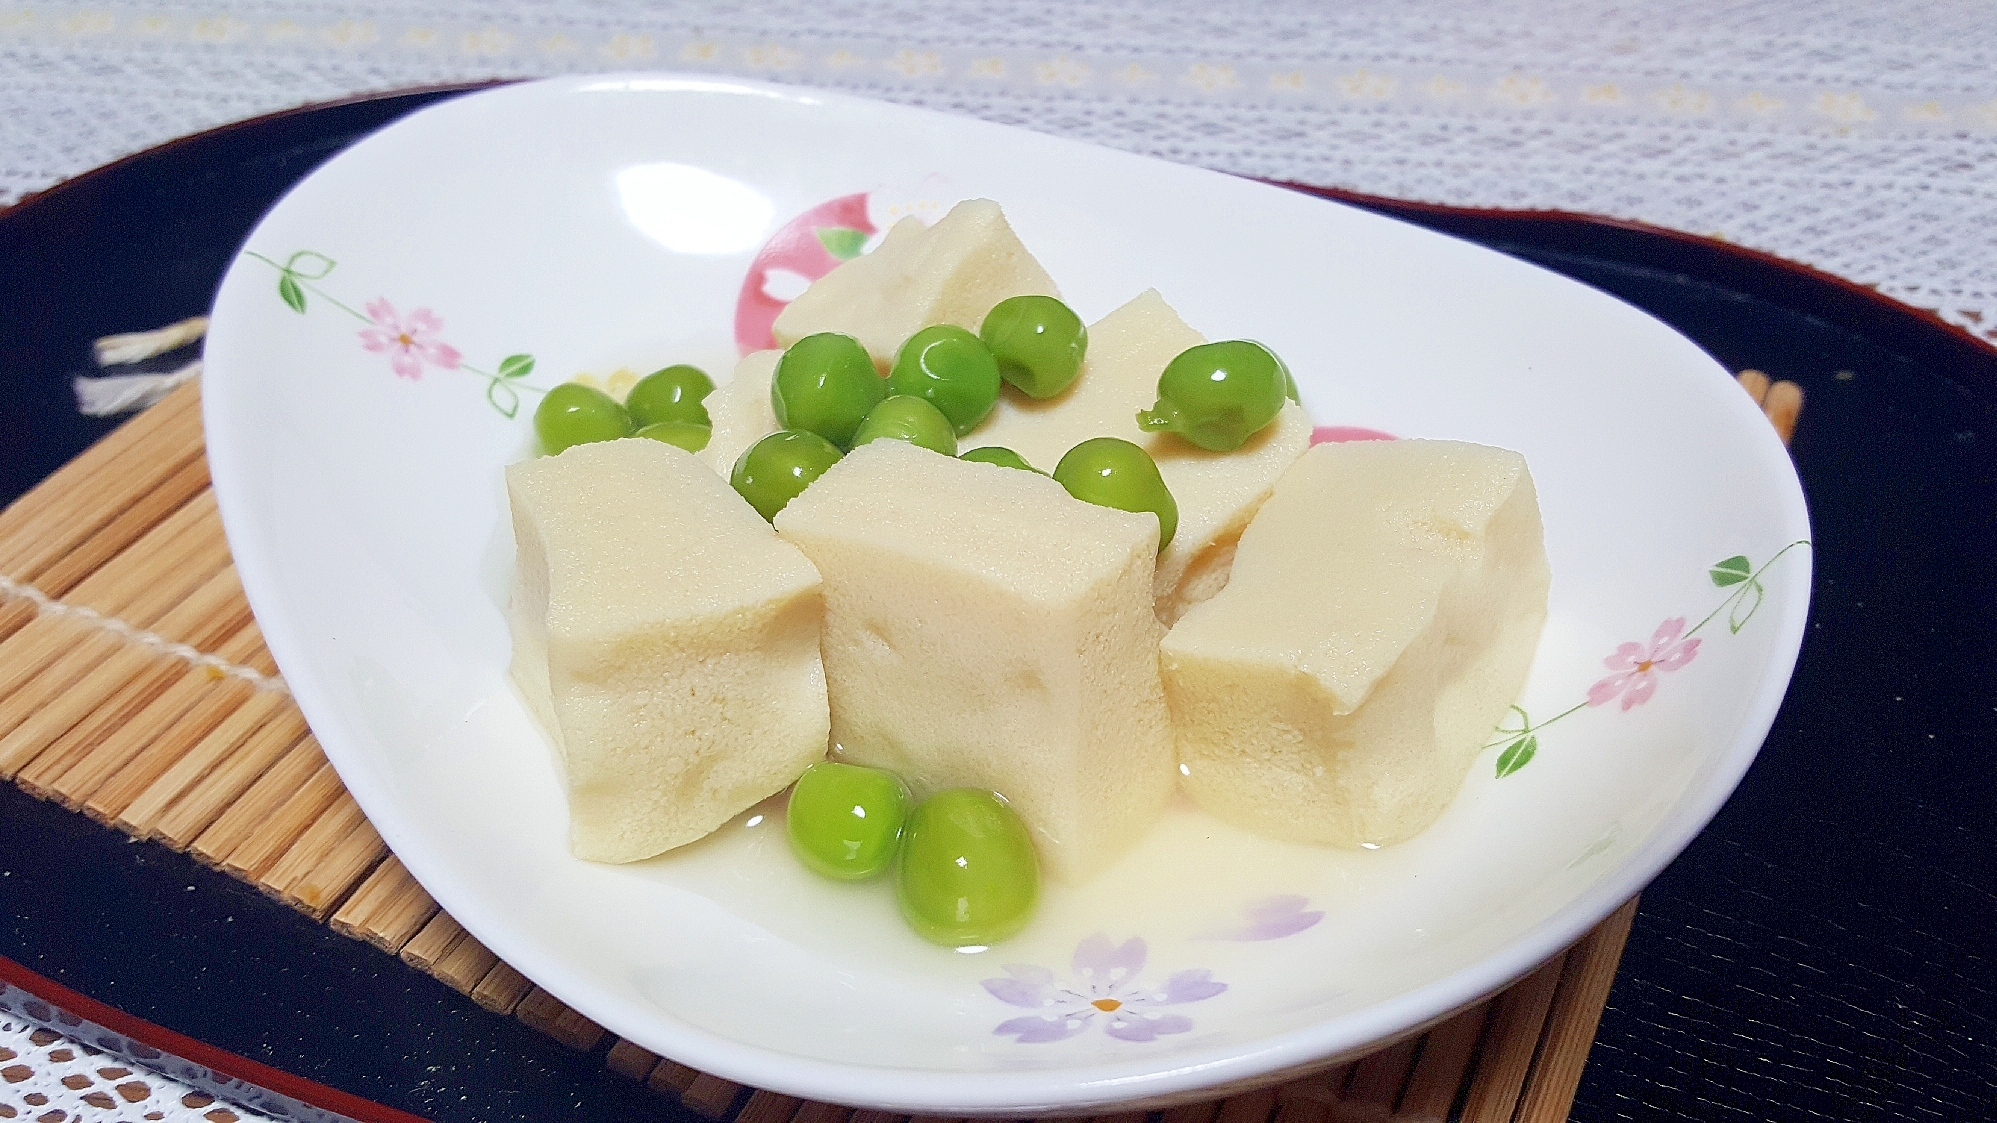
[
  {"xmin": 358, "ymin": 298, "xmax": 462, "ymax": 380},
  {"xmin": 1587, "ymin": 616, "xmax": 1701, "ymax": 711},
  {"xmin": 1198, "ymin": 895, "xmax": 1324, "ymax": 941},
  {"xmin": 983, "ymin": 934, "xmax": 1226, "ymax": 1044}
]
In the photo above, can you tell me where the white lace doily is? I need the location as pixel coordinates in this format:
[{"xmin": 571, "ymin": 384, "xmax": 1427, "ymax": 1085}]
[
  {"xmin": 1, "ymin": 1013, "xmax": 279, "ymax": 1123},
  {"xmin": 3, "ymin": 0, "xmax": 1994, "ymax": 344}
]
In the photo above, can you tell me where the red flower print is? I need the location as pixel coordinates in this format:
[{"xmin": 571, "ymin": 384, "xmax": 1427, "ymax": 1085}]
[
  {"xmin": 1588, "ymin": 616, "xmax": 1701, "ymax": 711},
  {"xmin": 358, "ymin": 298, "xmax": 462, "ymax": 380},
  {"xmin": 1309, "ymin": 426, "xmax": 1396, "ymax": 444},
  {"xmin": 733, "ymin": 192, "xmax": 874, "ymax": 355}
]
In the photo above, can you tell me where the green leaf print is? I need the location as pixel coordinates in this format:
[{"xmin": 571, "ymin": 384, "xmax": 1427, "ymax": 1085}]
[
  {"xmin": 1709, "ymin": 555, "xmax": 1752, "ymax": 587},
  {"xmin": 1495, "ymin": 736, "xmax": 1538, "ymax": 778},
  {"xmin": 816, "ymin": 226, "xmax": 869, "ymax": 260}
]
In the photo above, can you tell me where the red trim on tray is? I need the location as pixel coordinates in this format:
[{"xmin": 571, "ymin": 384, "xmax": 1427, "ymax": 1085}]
[{"xmin": 0, "ymin": 955, "xmax": 432, "ymax": 1123}]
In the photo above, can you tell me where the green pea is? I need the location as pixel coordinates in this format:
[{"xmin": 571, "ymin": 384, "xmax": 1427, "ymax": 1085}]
[
  {"xmin": 1275, "ymin": 351, "xmax": 1299, "ymax": 403},
  {"xmin": 896, "ymin": 789, "xmax": 1039, "ymax": 947},
  {"xmin": 1240, "ymin": 340, "xmax": 1299, "ymax": 403},
  {"xmin": 787, "ymin": 761, "xmax": 910, "ymax": 881},
  {"xmin": 1053, "ymin": 437, "xmax": 1177, "ymax": 551},
  {"xmin": 888, "ymin": 325, "xmax": 1002, "ymax": 434},
  {"xmin": 772, "ymin": 333, "xmax": 886, "ymax": 449},
  {"xmin": 632, "ymin": 420, "xmax": 712, "ymax": 453},
  {"xmin": 959, "ymin": 446, "xmax": 1041, "ymax": 473},
  {"xmin": 980, "ymin": 295, "xmax": 1087, "ymax": 400},
  {"xmin": 730, "ymin": 429, "xmax": 843, "ymax": 521},
  {"xmin": 851, "ymin": 395, "xmax": 957, "ymax": 457},
  {"xmin": 535, "ymin": 382, "xmax": 631, "ymax": 454},
  {"xmin": 1135, "ymin": 340, "xmax": 1290, "ymax": 452},
  {"xmin": 626, "ymin": 364, "xmax": 715, "ymax": 429}
]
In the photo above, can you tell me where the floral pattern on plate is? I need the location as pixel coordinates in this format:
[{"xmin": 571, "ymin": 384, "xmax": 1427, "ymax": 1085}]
[
  {"xmin": 1197, "ymin": 895, "xmax": 1326, "ymax": 942},
  {"xmin": 983, "ymin": 934, "xmax": 1226, "ymax": 1044},
  {"xmin": 733, "ymin": 175, "xmax": 965, "ymax": 355},
  {"xmin": 1490, "ymin": 541, "xmax": 1811, "ymax": 777},
  {"xmin": 245, "ymin": 249, "xmax": 542, "ymax": 417}
]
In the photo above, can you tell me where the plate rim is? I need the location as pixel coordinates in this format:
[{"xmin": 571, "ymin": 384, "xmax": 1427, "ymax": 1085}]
[{"xmin": 198, "ymin": 71, "xmax": 1816, "ymax": 1113}]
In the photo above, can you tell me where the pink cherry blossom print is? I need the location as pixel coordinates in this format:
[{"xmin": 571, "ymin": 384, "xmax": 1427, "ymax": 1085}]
[
  {"xmin": 982, "ymin": 934, "xmax": 1225, "ymax": 1043},
  {"xmin": 734, "ymin": 192, "xmax": 874, "ymax": 355},
  {"xmin": 1588, "ymin": 616, "xmax": 1701, "ymax": 711},
  {"xmin": 357, "ymin": 299, "xmax": 462, "ymax": 380},
  {"xmin": 1311, "ymin": 426, "xmax": 1397, "ymax": 444}
]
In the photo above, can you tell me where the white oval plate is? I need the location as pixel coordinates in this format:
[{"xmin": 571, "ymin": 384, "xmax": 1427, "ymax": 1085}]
[{"xmin": 202, "ymin": 75, "xmax": 1811, "ymax": 1115}]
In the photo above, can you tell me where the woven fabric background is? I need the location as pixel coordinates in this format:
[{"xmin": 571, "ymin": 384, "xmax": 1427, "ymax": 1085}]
[{"xmin": 3, "ymin": 0, "xmax": 1995, "ymax": 344}]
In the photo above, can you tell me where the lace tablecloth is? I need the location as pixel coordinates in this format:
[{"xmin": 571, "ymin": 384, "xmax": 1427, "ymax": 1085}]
[
  {"xmin": 1, "ymin": 1013, "xmax": 278, "ymax": 1123},
  {"xmin": 4, "ymin": 0, "xmax": 1995, "ymax": 343}
]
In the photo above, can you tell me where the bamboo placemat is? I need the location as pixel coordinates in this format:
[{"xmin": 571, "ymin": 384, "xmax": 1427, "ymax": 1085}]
[{"xmin": 0, "ymin": 373, "xmax": 1802, "ymax": 1122}]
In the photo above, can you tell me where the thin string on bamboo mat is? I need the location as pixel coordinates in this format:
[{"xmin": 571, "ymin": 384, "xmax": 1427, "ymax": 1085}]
[
  {"xmin": 53, "ymin": 618, "xmax": 270, "ymax": 816},
  {"xmin": 0, "ymin": 367, "xmax": 1804, "ymax": 1123},
  {"xmin": 9, "ymin": 564, "xmax": 254, "ymax": 795}
]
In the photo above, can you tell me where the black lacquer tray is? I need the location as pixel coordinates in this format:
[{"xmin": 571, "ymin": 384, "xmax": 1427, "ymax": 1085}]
[{"xmin": 2, "ymin": 86, "xmax": 1992, "ymax": 1122}]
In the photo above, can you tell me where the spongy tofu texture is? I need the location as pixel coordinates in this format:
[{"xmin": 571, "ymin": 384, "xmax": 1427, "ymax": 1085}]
[
  {"xmin": 976, "ymin": 289, "xmax": 1312, "ymax": 622},
  {"xmin": 1161, "ymin": 439, "xmax": 1550, "ymax": 848},
  {"xmin": 771, "ymin": 198, "xmax": 1059, "ymax": 369},
  {"xmin": 698, "ymin": 349, "xmax": 782, "ymax": 478},
  {"xmin": 507, "ymin": 438, "xmax": 829, "ymax": 863},
  {"xmin": 773, "ymin": 440, "xmax": 1176, "ymax": 883}
]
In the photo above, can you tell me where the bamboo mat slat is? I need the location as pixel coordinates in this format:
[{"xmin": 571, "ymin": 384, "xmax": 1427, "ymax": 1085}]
[
  {"xmin": 0, "ymin": 373, "xmax": 1806, "ymax": 1121},
  {"xmin": 8, "ymin": 566, "xmax": 250, "ymax": 791},
  {"xmin": 1456, "ymin": 956, "xmax": 1569, "ymax": 1122},
  {"xmin": 518, "ymin": 985, "xmax": 610, "ymax": 1052},
  {"xmin": 108, "ymin": 687, "xmax": 297, "ymax": 838},
  {"xmin": 740, "ymin": 1090, "xmax": 806, "ymax": 1123},
  {"xmin": 468, "ymin": 960, "xmax": 535, "ymax": 1015},
  {"xmin": 329, "ymin": 855, "xmax": 441, "ymax": 953},
  {"xmin": 264, "ymin": 790, "xmax": 387, "ymax": 918},
  {"xmin": 160, "ymin": 704, "xmax": 312, "ymax": 851},
  {"xmin": 190, "ymin": 734, "xmax": 331, "ymax": 870},
  {"xmin": 607, "ymin": 1037, "xmax": 665, "ymax": 1081},
  {"xmin": 1216, "ymin": 1085, "xmax": 1280, "ymax": 1123},
  {"xmin": 1337, "ymin": 1039, "xmax": 1422, "ymax": 1121},
  {"xmin": 1394, "ymin": 1005, "xmax": 1490, "ymax": 1123},
  {"xmin": 62, "ymin": 664, "xmax": 256, "ymax": 816},
  {"xmin": 1159, "ymin": 1100, "xmax": 1221, "ymax": 1123},
  {"xmin": 63, "ymin": 487, "xmax": 226, "ymax": 621},
  {"xmin": 1512, "ymin": 900, "xmax": 1639, "ymax": 1123},
  {"xmin": 650, "ymin": 1058, "xmax": 707, "ymax": 1098},
  {"xmin": 0, "ymin": 620, "xmax": 107, "ymax": 739},
  {"xmin": 0, "ymin": 598, "xmax": 37, "ymax": 646},
  {"xmin": 0, "ymin": 379, "xmax": 207, "ymax": 587},
  {"xmin": 1274, "ymin": 1099, "xmax": 1332, "ymax": 1123},
  {"xmin": 27, "ymin": 453, "xmax": 214, "ymax": 600},
  {"xmin": 794, "ymin": 1100, "xmax": 855, "ymax": 1123},
  {"xmin": 220, "ymin": 753, "xmax": 347, "ymax": 880},
  {"xmin": 399, "ymin": 909, "xmax": 476, "ymax": 975}
]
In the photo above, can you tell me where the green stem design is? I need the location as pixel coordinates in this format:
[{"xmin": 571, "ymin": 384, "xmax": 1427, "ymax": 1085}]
[
  {"xmin": 1685, "ymin": 538, "xmax": 1811, "ymax": 639},
  {"xmin": 1482, "ymin": 701, "xmax": 1587, "ymax": 752},
  {"xmin": 245, "ymin": 251, "xmax": 369, "ymax": 321},
  {"xmin": 242, "ymin": 250, "xmax": 551, "ymax": 416},
  {"xmin": 1490, "ymin": 538, "xmax": 1812, "ymax": 777}
]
